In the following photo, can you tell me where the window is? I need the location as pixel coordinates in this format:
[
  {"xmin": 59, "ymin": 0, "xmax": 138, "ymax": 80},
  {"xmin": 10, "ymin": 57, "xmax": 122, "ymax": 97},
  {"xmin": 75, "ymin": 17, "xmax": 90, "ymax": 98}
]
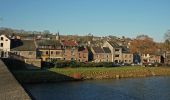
[
  {"xmin": 115, "ymin": 60, "xmax": 118, "ymax": 63},
  {"xmin": 46, "ymin": 51, "xmax": 48, "ymax": 55},
  {"xmin": 115, "ymin": 55, "xmax": 119, "ymax": 57},
  {"xmin": 0, "ymin": 43, "xmax": 3, "ymax": 47},
  {"xmin": 51, "ymin": 51, "xmax": 53, "ymax": 55},
  {"xmin": 115, "ymin": 49, "xmax": 119, "ymax": 52},
  {"xmin": 107, "ymin": 55, "xmax": 109, "ymax": 58},
  {"xmin": 56, "ymin": 51, "xmax": 60, "ymax": 55},
  {"xmin": 1, "ymin": 37, "xmax": 3, "ymax": 41}
]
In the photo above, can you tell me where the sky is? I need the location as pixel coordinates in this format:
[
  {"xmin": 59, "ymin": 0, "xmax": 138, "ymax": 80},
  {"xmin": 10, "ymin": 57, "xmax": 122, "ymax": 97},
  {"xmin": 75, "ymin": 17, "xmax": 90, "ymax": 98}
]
[{"xmin": 0, "ymin": 0, "xmax": 170, "ymax": 42}]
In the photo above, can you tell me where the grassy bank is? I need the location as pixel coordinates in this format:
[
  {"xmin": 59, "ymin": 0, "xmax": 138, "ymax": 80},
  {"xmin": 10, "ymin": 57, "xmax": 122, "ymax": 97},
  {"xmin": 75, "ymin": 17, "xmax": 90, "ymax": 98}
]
[{"xmin": 11, "ymin": 66, "xmax": 170, "ymax": 83}]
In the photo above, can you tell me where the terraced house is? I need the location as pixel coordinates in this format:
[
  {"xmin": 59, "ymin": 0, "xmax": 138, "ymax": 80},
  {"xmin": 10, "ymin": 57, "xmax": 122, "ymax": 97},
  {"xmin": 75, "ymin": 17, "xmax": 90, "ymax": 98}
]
[
  {"xmin": 78, "ymin": 46, "xmax": 88, "ymax": 62},
  {"xmin": 103, "ymin": 41, "xmax": 133, "ymax": 64},
  {"xmin": 61, "ymin": 40, "xmax": 79, "ymax": 61},
  {"xmin": 36, "ymin": 39, "xmax": 89, "ymax": 62},
  {"xmin": 36, "ymin": 40, "xmax": 63, "ymax": 61},
  {"xmin": 91, "ymin": 47, "xmax": 112, "ymax": 62}
]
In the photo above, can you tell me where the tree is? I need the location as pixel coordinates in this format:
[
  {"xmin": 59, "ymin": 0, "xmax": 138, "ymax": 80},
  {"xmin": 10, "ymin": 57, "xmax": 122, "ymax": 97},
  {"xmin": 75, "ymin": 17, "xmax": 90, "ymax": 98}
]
[
  {"xmin": 43, "ymin": 30, "xmax": 50, "ymax": 38},
  {"xmin": 164, "ymin": 39, "xmax": 170, "ymax": 51},
  {"xmin": 163, "ymin": 30, "xmax": 170, "ymax": 51},
  {"xmin": 164, "ymin": 30, "xmax": 170, "ymax": 41},
  {"xmin": 129, "ymin": 35, "xmax": 158, "ymax": 54}
]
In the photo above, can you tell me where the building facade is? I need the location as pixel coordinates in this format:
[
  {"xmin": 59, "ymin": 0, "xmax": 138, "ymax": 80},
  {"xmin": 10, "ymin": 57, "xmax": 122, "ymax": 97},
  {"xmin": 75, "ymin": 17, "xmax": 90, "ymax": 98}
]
[{"xmin": 0, "ymin": 34, "xmax": 11, "ymax": 58}]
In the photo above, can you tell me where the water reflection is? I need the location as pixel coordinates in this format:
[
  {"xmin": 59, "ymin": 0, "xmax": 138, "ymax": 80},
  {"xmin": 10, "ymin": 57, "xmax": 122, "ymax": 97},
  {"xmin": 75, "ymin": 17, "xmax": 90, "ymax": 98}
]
[{"xmin": 24, "ymin": 76, "xmax": 170, "ymax": 100}]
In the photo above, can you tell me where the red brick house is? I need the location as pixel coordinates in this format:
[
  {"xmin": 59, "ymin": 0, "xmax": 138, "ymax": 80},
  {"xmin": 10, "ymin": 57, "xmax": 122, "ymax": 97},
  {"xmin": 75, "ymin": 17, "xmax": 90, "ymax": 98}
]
[
  {"xmin": 61, "ymin": 40, "xmax": 79, "ymax": 61},
  {"xmin": 78, "ymin": 46, "xmax": 88, "ymax": 62}
]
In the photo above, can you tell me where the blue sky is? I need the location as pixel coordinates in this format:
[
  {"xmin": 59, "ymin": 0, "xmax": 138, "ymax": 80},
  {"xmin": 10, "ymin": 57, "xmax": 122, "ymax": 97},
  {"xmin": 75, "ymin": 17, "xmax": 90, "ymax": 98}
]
[{"xmin": 0, "ymin": 0, "xmax": 170, "ymax": 42}]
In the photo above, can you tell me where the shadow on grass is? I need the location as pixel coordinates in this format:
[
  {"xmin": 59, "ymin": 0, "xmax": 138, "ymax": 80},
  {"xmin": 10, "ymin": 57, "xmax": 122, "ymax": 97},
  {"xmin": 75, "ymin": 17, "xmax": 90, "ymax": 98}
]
[{"xmin": 1, "ymin": 58, "xmax": 81, "ymax": 83}]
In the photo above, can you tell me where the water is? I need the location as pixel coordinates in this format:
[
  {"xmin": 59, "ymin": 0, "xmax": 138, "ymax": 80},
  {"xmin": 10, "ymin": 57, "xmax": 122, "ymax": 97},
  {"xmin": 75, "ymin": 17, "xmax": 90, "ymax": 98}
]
[{"xmin": 24, "ymin": 76, "xmax": 170, "ymax": 100}]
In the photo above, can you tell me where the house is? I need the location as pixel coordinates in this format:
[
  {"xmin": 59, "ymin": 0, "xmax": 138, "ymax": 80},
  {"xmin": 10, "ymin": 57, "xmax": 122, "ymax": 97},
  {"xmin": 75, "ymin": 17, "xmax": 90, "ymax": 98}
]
[
  {"xmin": 10, "ymin": 39, "xmax": 41, "ymax": 68},
  {"xmin": 61, "ymin": 40, "xmax": 78, "ymax": 61},
  {"xmin": 165, "ymin": 51, "xmax": 170, "ymax": 65},
  {"xmin": 103, "ymin": 41, "xmax": 123, "ymax": 63},
  {"xmin": 103, "ymin": 47, "xmax": 112, "ymax": 62},
  {"xmin": 91, "ymin": 47, "xmax": 105, "ymax": 62},
  {"xmin": 36, "ymin": 40, "xmax": 63, "ymax": 61},
  {"xmin": 91, "ymin": 47, "xmax": 112, "ymax": 62},
  {"xmin": 122, "ymin": 47, "xmax": 133, "ymax": 64},
  {"xmin": 78, "ymin": 46, "xmax": 88, "ymax": 62},
  {"xmin": 0, "ymin": 34, "xmax": 11, "ymax": 58},
  {"xmin": 141, "ymin": 53, "xmax": 161, "ymax": 64},
  {"xmin": 11, "ymin": 40, "xmax": 36, "ymax": 58}
]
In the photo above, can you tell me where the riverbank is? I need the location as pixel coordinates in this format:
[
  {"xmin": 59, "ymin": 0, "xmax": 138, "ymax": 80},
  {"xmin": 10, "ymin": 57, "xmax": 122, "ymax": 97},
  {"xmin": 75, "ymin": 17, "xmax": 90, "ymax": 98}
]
[{"xmin": 11, "ymin": 66, "xmax": 170, "ymax": 83}]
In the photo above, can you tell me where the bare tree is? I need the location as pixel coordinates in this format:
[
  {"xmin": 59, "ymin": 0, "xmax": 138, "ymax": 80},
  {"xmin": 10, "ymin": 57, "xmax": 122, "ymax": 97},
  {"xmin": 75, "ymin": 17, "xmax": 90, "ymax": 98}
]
[{"xmin": 164, "ymin": 30, "xmax": 170, "ymax": 41}]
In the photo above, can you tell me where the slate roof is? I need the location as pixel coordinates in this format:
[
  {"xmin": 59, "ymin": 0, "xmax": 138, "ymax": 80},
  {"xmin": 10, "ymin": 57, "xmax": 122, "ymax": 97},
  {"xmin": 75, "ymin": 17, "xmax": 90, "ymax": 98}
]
[
  {"xmin": 103, "ymin": 47, "xmax": 111, "ymax": 53},
  {"xmin": 108, "ymin": 41, "xmax": 120, "ymax": 48},
  {"xmin": 91, "ymin": 47, "xmax": 104, "ymax": 53},
  {"xmin": 36, "ymin": 40, "xmax": 61, "ymax": 46},
  {"xmin": 78, "ymin": 46, "xmax": 88, "ymax": 53},
  {"xmin": 11, "ymin": 40, "xmax": 36, "ymax": 51},
  {"xmin": 121, "ymin": 46, "xmax": 130, "ymax": 53}
]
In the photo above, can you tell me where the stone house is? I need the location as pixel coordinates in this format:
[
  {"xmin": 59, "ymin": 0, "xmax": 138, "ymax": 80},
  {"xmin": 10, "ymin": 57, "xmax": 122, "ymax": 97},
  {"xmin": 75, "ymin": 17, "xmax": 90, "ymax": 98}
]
[
  {"xmin": 103, "ymin": 41, "xmax": 133, "ymax": 64},
  {"xmin": 36, "ymin": 40, "xmax": 63, "ymax": 61},
  {"xmin": 165, "ymin": 51, "xmax": 170, "ymax": 65},
  {"xmin": 91, "ymin": 47, "xmax": 112, "ymax": 62},
  {"xmin": 121, "ymin": 46, "xmax": 133, "ymax": 64},
  {"xmin": 103, "ymin": 41, "xmax": 123, "ymax": 63},
  {"xmin": 10, "ymin": 40, "xmax": 41, "ymax": 68},
  {"xmin": 11, "ymin": 40, "xmax": 36, "ymax": 59},
  {"xmin": 0, "ymin": 34, "xmax": 11, "ymax": 58},
  {"xmin": 103, "ymin": 47, "xmax": 112, "ymax": 62},
  {"xmin": 141, "ymin": 52, "xmax": 164, "ymax": 64}
]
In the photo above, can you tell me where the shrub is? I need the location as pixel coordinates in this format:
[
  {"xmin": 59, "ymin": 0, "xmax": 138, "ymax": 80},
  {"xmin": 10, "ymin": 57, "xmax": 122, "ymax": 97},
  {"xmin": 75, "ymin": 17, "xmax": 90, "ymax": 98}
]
[{"xmin": 50, "ymin": 60, "xmax": 116, "ymax": 68}]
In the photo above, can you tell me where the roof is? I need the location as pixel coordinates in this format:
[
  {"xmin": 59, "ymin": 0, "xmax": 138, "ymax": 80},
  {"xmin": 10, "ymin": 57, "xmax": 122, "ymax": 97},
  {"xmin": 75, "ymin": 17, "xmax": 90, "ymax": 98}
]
[
  {"xmin": 61, "ymin": 40, "xmax": 78, "ymax": 47},
  {"xmin": 11, "ymin": 40, "xmax": 36, "ymax": 51},
  {"xmin": 78, "ymin": 46, "xmax": 88, "ymax": 53},
  {"xmin": 108, "ymin": 41, "xmax": 120, "ymax": 48},
  {"xmin": 121, "ymin": 46, "xmax": 130, "ymax": 53},
  {"xmin": 0, "ymin": 34, "xmax": 11, "ymax": 40},
  {"xmin": 91, "ymin": 47, "xmax": 104, "ymax": 53},
  {"xmin": 103, "ymin": 47, "xmax": 111, "ymax": 53},
  {"xmin": 36, "ymin": 40, "xmax": 61, "ymax": 46}
]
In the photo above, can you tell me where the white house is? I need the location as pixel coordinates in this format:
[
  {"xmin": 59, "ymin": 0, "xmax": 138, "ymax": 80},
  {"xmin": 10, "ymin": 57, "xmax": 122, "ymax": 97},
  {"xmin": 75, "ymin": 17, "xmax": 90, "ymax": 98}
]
[{"xmin": 0, "ymin": 34, "xmax": 11, "ymax": 58}]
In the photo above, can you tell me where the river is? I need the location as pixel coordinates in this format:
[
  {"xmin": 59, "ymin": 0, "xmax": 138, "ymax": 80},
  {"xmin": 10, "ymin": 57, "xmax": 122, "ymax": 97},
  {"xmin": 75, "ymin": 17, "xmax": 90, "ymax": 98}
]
[{"xmin": 23, "ymin": 76, "xmax": 170, "ymax": 100}]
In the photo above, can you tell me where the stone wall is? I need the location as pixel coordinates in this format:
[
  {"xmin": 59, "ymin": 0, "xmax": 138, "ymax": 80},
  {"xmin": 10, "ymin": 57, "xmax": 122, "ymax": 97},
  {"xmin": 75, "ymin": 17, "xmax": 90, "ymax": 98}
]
[{"xmin": 0, "ymin": 59, "xmax": 31, "ymax": 100}]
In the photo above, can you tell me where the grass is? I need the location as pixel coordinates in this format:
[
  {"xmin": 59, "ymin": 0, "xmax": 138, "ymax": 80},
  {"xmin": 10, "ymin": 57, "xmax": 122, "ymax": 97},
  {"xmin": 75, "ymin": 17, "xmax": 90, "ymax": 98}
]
[
  {"xmin": 48, "ymin": 66, "xmax": 145, "ymax": 75},
  {"xmin": 11, "ymin": 66, "xmax": 170, "ymax": 83}
]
